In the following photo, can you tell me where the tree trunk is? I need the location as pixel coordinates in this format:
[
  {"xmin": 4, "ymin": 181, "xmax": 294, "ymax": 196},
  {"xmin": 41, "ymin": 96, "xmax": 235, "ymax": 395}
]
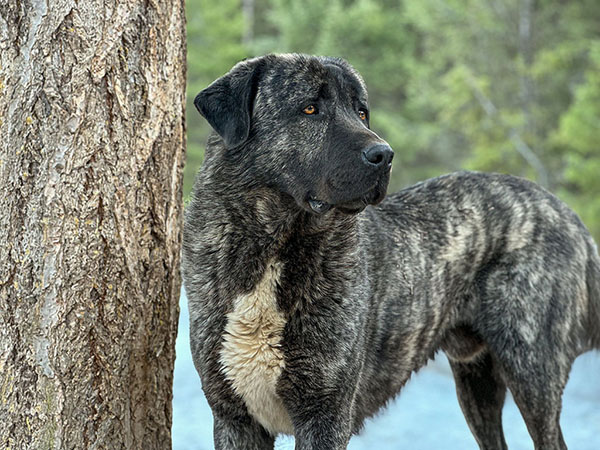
[
  {"xmin": 242, "ymin": 0, "xmax": 255, "ymax": 45},
  {"xmin": 0, "ymin": 0, "xmax": 185, "ymax": 448}
]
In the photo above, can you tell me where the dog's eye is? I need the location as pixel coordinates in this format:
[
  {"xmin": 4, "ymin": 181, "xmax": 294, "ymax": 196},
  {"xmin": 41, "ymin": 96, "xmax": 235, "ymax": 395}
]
[
  {"xmin": 358, "ymin": 109, "xmax": 367, "ymax": 121},
  {"xmin": 303, "ymin": 105, "xmax": 318, "ymax": 115}
]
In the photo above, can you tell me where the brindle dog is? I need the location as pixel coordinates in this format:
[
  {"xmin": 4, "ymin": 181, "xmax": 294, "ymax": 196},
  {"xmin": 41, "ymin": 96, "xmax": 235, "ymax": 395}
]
[{"xmin": 182, "ymin": 54, "xmax": 600, "ymax": 450}]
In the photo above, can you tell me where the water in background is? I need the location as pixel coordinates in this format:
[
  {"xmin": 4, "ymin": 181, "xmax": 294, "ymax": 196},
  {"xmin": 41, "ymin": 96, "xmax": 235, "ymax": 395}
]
[{"xmin": 174, "ymin": 292, "xmax": 600, "ymax": 450}]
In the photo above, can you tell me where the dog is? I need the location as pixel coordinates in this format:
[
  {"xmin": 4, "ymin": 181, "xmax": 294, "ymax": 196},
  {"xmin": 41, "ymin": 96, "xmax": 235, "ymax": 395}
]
[{"xmin": 182, "ymin": 54, "xmax": 600, "ymax": 450}]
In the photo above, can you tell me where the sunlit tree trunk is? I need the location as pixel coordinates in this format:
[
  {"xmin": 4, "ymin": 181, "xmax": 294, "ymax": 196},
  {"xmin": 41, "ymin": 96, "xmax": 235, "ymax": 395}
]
[
  {"xmin": 242, "ymin": 0, "xmax": 255, "ymax": 44},
  {"xmin": 0, "ymin": 0, "xmax": 185, "ymax": 448},
  {"xmin": 517, "ymin": 0, "xmax": 548, "ymax": 185}
]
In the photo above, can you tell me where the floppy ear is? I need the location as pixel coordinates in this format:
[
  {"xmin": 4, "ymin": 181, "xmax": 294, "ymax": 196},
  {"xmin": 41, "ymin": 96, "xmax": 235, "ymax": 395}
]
[{"xmin": 194, "ymin": 59, "xmax": 262, "ymax": 148}]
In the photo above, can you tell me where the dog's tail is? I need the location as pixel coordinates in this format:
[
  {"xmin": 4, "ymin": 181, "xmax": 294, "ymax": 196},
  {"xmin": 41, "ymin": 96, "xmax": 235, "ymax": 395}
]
[{"xmin": 588, "ymin": 247, "xmax": 600, "ymax": 350}]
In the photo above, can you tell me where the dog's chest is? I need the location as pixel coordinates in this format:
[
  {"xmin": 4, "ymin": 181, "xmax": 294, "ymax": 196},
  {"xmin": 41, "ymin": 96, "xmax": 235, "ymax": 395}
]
[{"xmin": 220, "ymin": 261, "xmax": 294, "ymax": 435}]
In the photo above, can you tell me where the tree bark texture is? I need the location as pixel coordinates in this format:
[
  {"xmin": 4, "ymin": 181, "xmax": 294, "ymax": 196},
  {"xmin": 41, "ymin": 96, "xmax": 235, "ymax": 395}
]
[{"xmin": 0, "ymin": 0, "xmax": 186, "ymax": 448}]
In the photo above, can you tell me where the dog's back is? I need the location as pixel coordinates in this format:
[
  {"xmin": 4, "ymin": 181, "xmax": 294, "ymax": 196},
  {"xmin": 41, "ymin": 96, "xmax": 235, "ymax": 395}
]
[{"xmin": 366, "ymin": 171, "xmax": 600, "ymax": 355}]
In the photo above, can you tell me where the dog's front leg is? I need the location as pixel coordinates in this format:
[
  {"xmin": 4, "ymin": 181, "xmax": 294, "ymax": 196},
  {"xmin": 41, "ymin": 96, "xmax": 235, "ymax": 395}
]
[
  {"xmin": 213, "ymin": 414, "xmax": 275, "ymax": 450},
  {"xmin": 282, "ymin": 383, "xmax": 355, "ymax": 450},
  {"xmin": 293, "ymin": 409, "xmax": 353, "ymax": 450}
]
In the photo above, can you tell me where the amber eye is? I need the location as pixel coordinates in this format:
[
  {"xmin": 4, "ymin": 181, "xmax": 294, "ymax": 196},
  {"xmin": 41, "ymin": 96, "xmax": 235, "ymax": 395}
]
[
  {"xmin": 303, "ymin": 105, "xmax": 318, "ymax": 115},
  {"xmin": 358, "ymin": 109, "xmax": 367, "ymax": 121}
]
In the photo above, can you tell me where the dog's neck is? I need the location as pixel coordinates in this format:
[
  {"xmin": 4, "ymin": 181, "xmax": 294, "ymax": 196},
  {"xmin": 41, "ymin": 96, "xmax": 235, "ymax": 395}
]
[{"xmin": 220, "ymin": 183, "xmax": 358, "ymax": 252}]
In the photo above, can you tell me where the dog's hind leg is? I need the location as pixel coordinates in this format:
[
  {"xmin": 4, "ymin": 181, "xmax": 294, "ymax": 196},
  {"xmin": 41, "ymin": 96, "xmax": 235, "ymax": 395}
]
[
  {"xmin": 448, "ymin": 352, "xmax": 508, "ymax": 450},
  {"xmin": 493, "ymin": 354, "xmax": 570, "ymax": 450},
  {"xmin": 476, "ymin": 320, "xmax": 570, "ymax": 450},
  {"xmin": 495, "ymin": 361, "xmax": 569, "ymax": 450},
  {"xmin": 474, "ymin": 248, "xmax": 583, "ymax": 449},
  {"xmin": 478, "ymin": 300, "xmax": 572, "ymax": 448}
]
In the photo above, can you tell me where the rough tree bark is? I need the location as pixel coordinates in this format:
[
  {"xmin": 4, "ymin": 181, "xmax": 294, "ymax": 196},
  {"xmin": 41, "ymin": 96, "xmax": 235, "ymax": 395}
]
[{"xmin": 0, "ymin": 0, "xmax": 185, "ymax": 448}]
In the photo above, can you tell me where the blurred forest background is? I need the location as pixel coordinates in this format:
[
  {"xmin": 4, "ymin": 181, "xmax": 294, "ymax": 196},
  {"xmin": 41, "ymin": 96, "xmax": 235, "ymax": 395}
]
[{"xmin": 185, "ymin": 0, "xmax": 600, "ymax": 241}]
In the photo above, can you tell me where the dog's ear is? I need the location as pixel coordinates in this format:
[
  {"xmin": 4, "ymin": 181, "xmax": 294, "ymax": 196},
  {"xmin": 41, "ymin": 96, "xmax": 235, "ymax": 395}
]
[{"xmin": 194, "ymin": 59, "xmax": 263, "ymax": 148}]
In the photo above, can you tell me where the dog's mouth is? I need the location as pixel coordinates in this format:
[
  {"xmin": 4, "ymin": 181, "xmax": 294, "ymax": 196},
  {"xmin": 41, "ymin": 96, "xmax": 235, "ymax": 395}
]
[
  {"xmin": 307, "ymin": 197, "xmax": 365, "ymax": 215},
  {"xmin": 307, "ymin": 197, "xmax": 333, "ymax": 214},
  {"xmin": 307, "ymin": 186, "xmax": 385, "ymax": 215}
]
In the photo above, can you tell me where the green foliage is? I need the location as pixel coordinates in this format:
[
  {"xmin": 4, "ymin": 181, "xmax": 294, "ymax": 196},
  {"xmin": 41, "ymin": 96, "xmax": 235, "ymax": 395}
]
[
  {"xmin": 185, "ymin": 0, "xmax": 600, "ymax": 242},
  {"xmin": 185, "ymin": 0, "xmax": 248, "ymax": 195},
  {"xmin": 554, "ymin": 41, "xmax": 600, "ymax": 239}
]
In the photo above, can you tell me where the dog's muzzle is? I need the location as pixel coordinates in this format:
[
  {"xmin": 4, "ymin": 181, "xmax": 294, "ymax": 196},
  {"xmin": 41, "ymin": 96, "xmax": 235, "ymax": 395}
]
[{"xmin": 307, "ymin": 143, "xmax": 393, "ymax": 215}]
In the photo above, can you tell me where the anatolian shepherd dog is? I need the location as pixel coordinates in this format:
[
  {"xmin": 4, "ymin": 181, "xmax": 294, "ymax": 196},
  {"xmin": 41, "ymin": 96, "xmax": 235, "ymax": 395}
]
[{"xmin": 182, "ymin": 54, "xmax": 600, "ymax": 450}]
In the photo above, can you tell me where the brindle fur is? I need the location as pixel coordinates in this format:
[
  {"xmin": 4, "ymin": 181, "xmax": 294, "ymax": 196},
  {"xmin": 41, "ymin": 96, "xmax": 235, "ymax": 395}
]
[{"xmin": 182, "ymin": 54, "xmax": 600, "ymax": 450}]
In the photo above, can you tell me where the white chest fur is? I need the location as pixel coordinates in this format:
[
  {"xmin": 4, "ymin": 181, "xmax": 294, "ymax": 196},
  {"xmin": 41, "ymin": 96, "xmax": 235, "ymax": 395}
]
[{"xmin": 220, "ymin": 261, "xmax": 294, "ymax": 435}]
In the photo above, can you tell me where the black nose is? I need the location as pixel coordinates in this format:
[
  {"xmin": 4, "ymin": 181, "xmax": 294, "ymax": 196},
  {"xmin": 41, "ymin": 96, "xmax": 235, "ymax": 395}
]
[{"xmin": 362, "ymin": 144, "xmax": 394, "ymax": 169}]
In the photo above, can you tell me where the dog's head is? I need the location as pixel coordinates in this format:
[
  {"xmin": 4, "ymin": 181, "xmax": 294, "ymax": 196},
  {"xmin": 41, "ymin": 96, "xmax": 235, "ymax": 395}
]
[{"xmin": 195, "ymin": 54, "xmax": 393, "ymax": 214}]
